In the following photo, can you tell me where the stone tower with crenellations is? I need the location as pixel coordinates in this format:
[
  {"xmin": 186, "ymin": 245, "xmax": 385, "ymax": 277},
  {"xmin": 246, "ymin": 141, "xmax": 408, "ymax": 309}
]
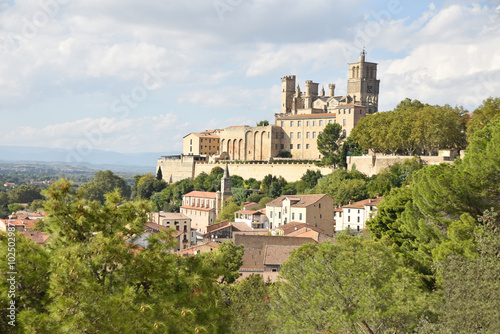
[{"xmin": 347, "ymin": 49, "xmax": 380, "ymax": 114}]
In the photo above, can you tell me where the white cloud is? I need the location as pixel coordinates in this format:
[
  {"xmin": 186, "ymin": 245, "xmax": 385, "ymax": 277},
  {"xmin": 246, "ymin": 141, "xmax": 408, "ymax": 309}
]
[
  {"xmin": 0, "ymin": 113, "xmax": 186, "ymax": 152},
  {"xmin": 378, "ymin": 2, "xmax": 500, "ymax": 111}
]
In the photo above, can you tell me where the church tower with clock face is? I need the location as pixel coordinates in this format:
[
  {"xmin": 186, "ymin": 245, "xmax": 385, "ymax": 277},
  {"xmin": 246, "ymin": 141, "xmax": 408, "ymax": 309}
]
[{"xmin": 347, "ymin": 50, "xmax": 380, "ymax": 114}]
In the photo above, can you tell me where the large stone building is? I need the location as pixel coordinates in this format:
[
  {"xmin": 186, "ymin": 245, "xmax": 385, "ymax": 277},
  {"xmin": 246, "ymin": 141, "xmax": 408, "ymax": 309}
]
[
  {"xmin": 218, "ymin": 125, "xmax": 282, "ymax": 161},
  {"xmin": 157, "ymin": 51, "xmax": 379, "ymax": 182},
  {"xmin": 275, "ymin": 50, "xmax": 379, "ymax": 159},
  {"xmin": 265, "ymin": 194, "xmax": 335, "ymax": 235},
  {"xmin": 183, "ymin": 130, "xmax": 220, "ymax": 156},
  {"xmin": 179, "ymin": 164, "xmax": 232, "ymax": 234},
  {"xmin": 334, "ymin": 197, "xmax": 383, "ymax": 232}
]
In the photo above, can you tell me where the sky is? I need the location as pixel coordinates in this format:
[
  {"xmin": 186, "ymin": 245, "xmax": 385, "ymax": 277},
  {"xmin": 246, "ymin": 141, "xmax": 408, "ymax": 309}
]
[{"xmin": 0, "ymin": 0, "xmax": 499, "ymax": 158}]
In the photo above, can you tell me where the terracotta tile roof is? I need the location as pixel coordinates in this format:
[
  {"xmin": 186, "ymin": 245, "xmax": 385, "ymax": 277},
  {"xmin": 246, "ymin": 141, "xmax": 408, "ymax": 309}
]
[
  {"xmin": 1, "ymin": 219, "xmax": 35, "ymax": 230},
  {"xmin": 336, "ymin": 103, "xmax": 366, "ymax": 107},
  {"xmin": 236, "ymin": 235, "xmax": 316, "ymax": 272},
  {"xmin": 183, "ymin": 131, "xmax": 220, "ymax": 139},
  {"xmin": 22, "ymin": 231, "xmax": 50, "ymax": 245},
  {"xmin": 334, "ymin": 207, "xmax": 343, "ymax": 212},
  {"xmin": 263, "ymin": 246, "xmax": 300, "ymax": 266},
  {"xmin": 266, "ymin": 194, "xmax": 328, "ymax": 208},
  {"xmin": 144, "ymin": 222, "xmax": 182, "ymax": 238},
  {"xmin": 276, "ymin": 113, "xmax": 337, "ymax": 119},
  {"xmin": 183, "ymin": 191, "xmax": 217, "ymax": 199},
  {"xmin": 177, "ymin": 241, "xmax": 220, "ymax": 256},
  {"xmin": 343, "ymin": 197, "xmax": 383, "ymax": 209},
  {"xmin": 235, "ymin": 210, "xmax": 262, "ymax": 215},
  {"xmin": 204, "ymin": 222, "xmax": 253, "ymax": 235},
  {"xmin": 276, "ymin": 222, "xmax": 326, "ymax": 235},
  {"xmin": 157, "ymin": 212, "xmax": 190, "ymax": 220},
  {"xmin": 180, "ymin": 205, "xmax": 214, "ymax": 212}
]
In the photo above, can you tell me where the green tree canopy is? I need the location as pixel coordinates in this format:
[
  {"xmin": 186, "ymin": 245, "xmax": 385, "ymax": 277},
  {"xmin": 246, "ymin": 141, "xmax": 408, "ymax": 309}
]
[
  {"xmin": 351, "ymin": 99, "xmax": 468, "ymax": 155},
  {"xmin": 0, "ymin": 179, "xmax": 243, "ymax": 333},
  {"xmin": 311, "ymin": 169, "xmax": 368, "ymax": 205},
  {"xmin": 216, "ymin": 197, "xmax": 241, "ymax": 223},
  {"xmin": 8, "ymin": 185, "xmax": 43, "ymax": 204},
  {"xmin": 300, "ymin": 169, "xmax": 323, "ymax": 189},
  {"xmin": 272, "ymin": 237, "xmax": 431, "ymax": 333},
  {"xmin": 466, "ymin": 96, "xmax": 500, "ymax": 141},
  {"xmin": 317, "ymin": 123, "xmax": 343, "ymax": 167},
  {"xmin": 78, "ymin": 170, "xmax": 131, "ymax": 203},
  {"xmin": 135, "ymin": 173, "xmax": 167, "ymax": 200}
]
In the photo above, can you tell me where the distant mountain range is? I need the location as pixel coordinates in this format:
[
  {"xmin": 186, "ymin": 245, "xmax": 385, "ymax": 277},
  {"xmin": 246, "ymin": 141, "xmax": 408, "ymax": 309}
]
[{"xmin": 0, "ymin": 146, "xmax": 180, "ymax": 174}]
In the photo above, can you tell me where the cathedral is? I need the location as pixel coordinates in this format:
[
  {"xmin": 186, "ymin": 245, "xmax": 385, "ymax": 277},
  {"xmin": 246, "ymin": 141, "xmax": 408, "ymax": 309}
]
[{"xmin": 158, "ymin": 51, "xmax": 380, "ymax": 184}]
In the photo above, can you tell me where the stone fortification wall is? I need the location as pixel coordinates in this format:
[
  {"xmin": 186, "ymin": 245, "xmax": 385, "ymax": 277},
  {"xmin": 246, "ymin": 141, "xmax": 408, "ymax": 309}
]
[
  {"xmin": 157, "ymin": 156, "xmax": 195, "ymax": 183},
  {"xmin": 347, "ymin": 155, "xmax": 453, "ymax": 177},
  {"xmin": 194, "ymin": 161, "xmax": 333, "ymax": 182},
  {"xmin": 157, "ymin": 155, "xmax": 333, "ymax": 183}
]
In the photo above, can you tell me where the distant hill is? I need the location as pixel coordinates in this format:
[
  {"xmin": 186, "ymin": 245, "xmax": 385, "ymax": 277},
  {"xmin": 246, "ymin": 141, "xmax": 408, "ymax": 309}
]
[{"xmin": 0, "ymin": 146, "xmax": 179, "ymax": 174}]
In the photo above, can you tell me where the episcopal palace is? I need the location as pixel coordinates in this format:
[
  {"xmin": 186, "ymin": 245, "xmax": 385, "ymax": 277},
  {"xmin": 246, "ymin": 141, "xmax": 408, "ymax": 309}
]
[{"xmin": 158, "ymin": 51, "xmax": 380, "ymax": 183}]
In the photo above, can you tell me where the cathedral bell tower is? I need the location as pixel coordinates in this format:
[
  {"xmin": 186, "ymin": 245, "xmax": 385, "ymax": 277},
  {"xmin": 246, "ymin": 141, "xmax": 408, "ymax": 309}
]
[
  {"xmin": 347, "ymin": 49, "xmax": 380, "ymax": 114},
  {"xmin": 216, "ymin": 164, "xmax": 232, "ymax": 218}
]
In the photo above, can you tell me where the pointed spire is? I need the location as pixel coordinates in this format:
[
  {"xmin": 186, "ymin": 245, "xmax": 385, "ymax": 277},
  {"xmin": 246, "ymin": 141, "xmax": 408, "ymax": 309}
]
[
  {"xmin": 321, "ymin": 85, "xmax": 325, "ymax": 96},
  {"xmin": 223, "ymin": 163, "xmax": 230, "ymax": 178}
]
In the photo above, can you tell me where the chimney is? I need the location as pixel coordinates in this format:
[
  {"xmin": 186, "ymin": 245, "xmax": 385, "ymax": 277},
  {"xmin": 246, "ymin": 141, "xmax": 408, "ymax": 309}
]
[
  {"xmin": 369, "ymin": 198, "xmax": 372, "ymax": 203},
  {"xmin": 349, "ymin": 200, "xmax": 352, "ymax": 205}
]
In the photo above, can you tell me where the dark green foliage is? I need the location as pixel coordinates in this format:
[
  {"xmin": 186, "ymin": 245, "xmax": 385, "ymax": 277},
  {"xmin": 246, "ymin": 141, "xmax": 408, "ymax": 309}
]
[
  {"xmin": 367, "ymin": 117, "xmax": 500, "ymax": 279},
  {"xmin": 311, "ymin": 169, "xmax": 368, "ymax": 205},
  {"xmin": 210, "ymin": 166, "xmax": 224, "ymax": 176},
  {"xmin": 366, "ymin": 157, "xmax": 424, "ymax": 197},
  {"xmin": 338, "ymin": 136, "xmax": 366, "ymax": 168},
  {"xmin": 243, "ymin": 178, "xmax": 261, "ymax": 190},
  {"xmin": 277, "ymin": 151, "xmax": 292, "ymax": 158},
  {"xmin": 257, "ymin": 196, "xmax": 274, "ymax": 209},
  {"xmin": 227, "ymin": 274, "xmax": 272, "ymax": 333},
  {"xmin": 8, "ymin": 185, "xmax": 43, "ymax": 204},
  {"xmin": 0, "ymin": 233, "xmax": 50, "ymax": 334},
  {"xmin": 246, "ymin": 192, "xmax": 265, "ymax": 204},
  {"xmin": 0, "ymin": 180, "xmax": 244, "ymax": 333},
  {"xmin": 351, "ymin": 99, "xmax": 468, "ymax": 155},
  {"xmin": 231, "ymin": 188, "xmax": 249, "ymax": 205},
  {"xmin": 273, "ymin": 237, "xmax": 431, "ymax": 333},
  {"xmin": 466, "ymin": 96, "xmax": 500, "ymax": 141},
  {"xmin": 300, "ymin": 169, "xmax": 323, "ymax": 189},
  {"xmin": 230, "ymin": 175, "xmax": 244, "ymax": 188},
  {"xmin": 156, "ymin": 167, "xmax": 163, "ymax": 180},
  {"xmin": 260, "ymin": 174, "xmax": 288, "ymax": 198},
  {"xmin": 317, "ymin": 123, "xmax": 343, "ymax": 167},
  {"xmin": 135, "ymin": 173, "xmax": 167, "ymax": 200},
  {"xmin": 216, "ymin": 197, "xmax": 241, "ymax": 223},
  {"xmin": 367, "ymin": 186, "xmax": 413, "ymax": 246},
  {"xmin": 257, "ymin": 120, "xmax": 269, "ymax": 126},
  {"xmin": 8, "ymin": 203, "xmax": 24, "ymax": 213},
  {"xmin": 78, "ymin": 170, "xmax": 131, "ymax": 203},
  {"xmin": 417, "ymin": 210, "xmax": 500, "ymax": 333},
  {"xmin": 269, "ymin": 177, "xmax": 287, "ymax": 198}
]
